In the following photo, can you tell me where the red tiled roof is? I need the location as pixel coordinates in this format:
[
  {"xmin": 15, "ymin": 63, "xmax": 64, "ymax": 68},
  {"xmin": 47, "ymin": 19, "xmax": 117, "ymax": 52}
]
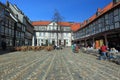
[
  {"xmin": 32, "ymin": 21, "xmax": 51, "ymax": 26},
  {"xmin": 32, "ymin": 21, "xmax": 72, "ymax": 27},
  {"xmin": 101, "ymin": 2, "xmax": 113, "ymax": 14},
  {"xmin": 75, "ymin": 2, "xmax": 120, "ymax": 32},
  {"xmin": 89, "ymin": 15, "xmax": 97, "ymax": 22},
  {"xmin": 71, "ymin": 23, "xmax": 81, "ymax": 32},
  {"xmin": 58, "ymin": 22, "xmax": 72, "ymax": 26}
]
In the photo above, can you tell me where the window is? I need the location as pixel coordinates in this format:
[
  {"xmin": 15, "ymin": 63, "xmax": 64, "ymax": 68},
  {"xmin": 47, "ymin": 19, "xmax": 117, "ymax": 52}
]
[
  {"xmin": 114, "ymin": 16, "xmax": 119, "ymax": 22},
  {"xmin": 9, "ymin": 21, "xmax": 11, "ymax": 28},
  {"xmin": 10, "ymin": 39, "xmax": 13, "ymax": 46},
  {"xmin": 5, "ymin": 27, "xmax": 8, "ymax": 35},
  {"xmin": 34, "ymin": 26, "xmax": 39, "ymax": 30},
  {"xmin": 66, "ymin": 41, "xmax": 68, "ymax": 44},
  {"xmin": 115, "ymin": 22, "xmax": 120, "ymax": 28},
  {"xmin": 1, "ymin": 21, "xmax": 4, "ymax": 25},
  {"xmin": 41, "ymin": 32, "xmax": 44, "ymax": 36},
  {"xmin": 64, "ymin": 27, "xmax": 70, "ymax": 31},
  {"xmin": 37, "ymin": 38, "xmax": 40, "ymax": 44},
  {"xmin": 5, "ymin": 19, "xmax": 8, "ymax": 27},
  {"xmin": 39, "ymin": 32, "xmax": 41, "ymax": 36},
  {"xmin": 109, "ymin": 12, "xmax": 114, "ymax": 24},
  {"xmin": 105, "ymin": 20, "xmax": 109, "ymax": 25},
  {"xmin": 22, "ymin": 26, "xmax": 25, "ymax": 32},
  {"xmin": 41, "ymin": 26, "xmax": 46, "ymax": 30},
  {"xmin": 41, "ymin": 39, "xmax": 43, "ymax": 42},
  {"xmin": 110, "ymin": 24, "xmax": 114, "ymax": 30},
  {"xmin": 9, "ymin": 28, "xmax": 11, "ymax": 36},
  {"xmin": 105, "ymin": 14, "xmax": 109, "ymax": 20},
  {"xmin": 12, "ymin": 23, "xmax": 14, "ymax": 29},
  {"xmin": 114, "ymin": 9, "xmax": 119, "ymax": 16},
  {"xmin": 6, "ymin": 38, "xmax": 10, "ymax": 46},
  {"xmin": 106, "ymin": 25, "xmax": 110, "ymax": 31},
  {"xmin": 12, "ymin": 30, "xmax": 14, "ymax": 37}
]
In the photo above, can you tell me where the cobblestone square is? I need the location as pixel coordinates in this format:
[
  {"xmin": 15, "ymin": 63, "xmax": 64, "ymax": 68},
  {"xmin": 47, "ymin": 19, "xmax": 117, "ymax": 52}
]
[{"xmin": 0, "ymin": 48, "xmax": 120, "ymax": 80}]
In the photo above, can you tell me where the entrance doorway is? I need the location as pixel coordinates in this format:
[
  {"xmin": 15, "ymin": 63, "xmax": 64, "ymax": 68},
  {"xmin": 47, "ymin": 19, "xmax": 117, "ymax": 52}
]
[
  {"xmin": 59, "ymin": 40, "xmax": 61, "ymax": 45},
  {"xmin": 52, "ymin": 40, "xmax": 55, "ymax": 45}
]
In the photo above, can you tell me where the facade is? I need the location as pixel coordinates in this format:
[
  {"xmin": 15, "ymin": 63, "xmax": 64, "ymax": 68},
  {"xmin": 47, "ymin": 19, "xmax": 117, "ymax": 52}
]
[
  {"xmin": 0, "ymin": 2, "xmax": 16, "ymax": 49},
  {"xmin": 32, "ymin": 21, "xmax": 72, "ymax": 46},
  {"xmin": 0, "ymin": 1, "xmax": 34, "ymax": 50},
  {"xmin": 7, "ymin": 2, "xmax": 34, "ymax": 46},
  {"xmin": 24, "ymin": 17, "xmax": 34, "ymax": 46},
  {"xmin": 72, "ymin": 0, "xmax": 120, "ymax": 51}
]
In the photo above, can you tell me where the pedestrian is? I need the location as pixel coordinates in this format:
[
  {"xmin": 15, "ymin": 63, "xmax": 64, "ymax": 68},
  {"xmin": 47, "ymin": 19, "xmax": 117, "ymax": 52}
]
[
  {"xmin": 71, "ymin": 44, "xmax": 74, "ymax": 52},
  {"xmin": 75, "ymin": 45, "xmax": 79, "ymax": 53},
  {"xmin": 99, "ymin": 44, "xmax": 108, "ymax": 60}
]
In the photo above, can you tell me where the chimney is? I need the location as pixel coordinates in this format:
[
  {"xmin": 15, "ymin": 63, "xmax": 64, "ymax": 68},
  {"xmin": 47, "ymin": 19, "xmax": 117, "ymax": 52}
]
[{"xmin": 96, "ymin": 8, "xmax": 101, "ymax": 16}]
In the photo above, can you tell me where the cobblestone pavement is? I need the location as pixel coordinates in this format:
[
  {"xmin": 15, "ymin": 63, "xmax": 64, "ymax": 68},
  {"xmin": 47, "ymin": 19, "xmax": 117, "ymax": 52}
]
[{"xmin": 0, "ymin": 48, "xmax": 120, "ymax": 80}]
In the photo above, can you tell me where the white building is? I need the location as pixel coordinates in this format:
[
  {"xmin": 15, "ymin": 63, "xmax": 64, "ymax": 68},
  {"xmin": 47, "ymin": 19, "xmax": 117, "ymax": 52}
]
[{"xmin": 32, "ymin": 21, "xmax": 72, "ymax": 46}]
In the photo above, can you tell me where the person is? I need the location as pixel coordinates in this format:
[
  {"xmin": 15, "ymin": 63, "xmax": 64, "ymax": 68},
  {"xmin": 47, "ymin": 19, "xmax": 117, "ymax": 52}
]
[
  {"xmin": 75, "ymin": 45, "xmax": 79, "ymax": 53},
  {"xmin": 53, "ymin": 44, "xmax": 56, "ymax": 49},
  {"xmin": 98, "ymin": 48, "xmax": 102, "ymax": 56},
  {"xmin": 71, "ymin": 44, "xmax": 74, "ymax": 52},
  {"xmin": 99, "ymin": 44, "xmax": 108, "ymax": 60},
  {"xmin": 108, "ymin": 48, "xmax": 118, "ymax": 60}
]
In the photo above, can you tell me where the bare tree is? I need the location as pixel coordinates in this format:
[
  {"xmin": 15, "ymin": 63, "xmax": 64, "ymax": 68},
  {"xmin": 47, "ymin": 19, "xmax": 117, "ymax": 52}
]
[{"xmin": 52, "ymin": 9, "xmax": 63, "ymax": 46}]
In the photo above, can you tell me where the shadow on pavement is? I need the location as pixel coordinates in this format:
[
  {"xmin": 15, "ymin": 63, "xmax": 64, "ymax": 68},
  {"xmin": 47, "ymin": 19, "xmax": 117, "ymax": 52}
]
[{"xmin": 0, "ymin": 49, "xmax": 14, "ymax": 55}]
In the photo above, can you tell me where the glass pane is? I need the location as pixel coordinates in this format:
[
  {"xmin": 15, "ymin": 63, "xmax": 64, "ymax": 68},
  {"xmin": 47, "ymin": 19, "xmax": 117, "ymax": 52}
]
[{"xmin": 115, "ymin": 22, "xmax": 120, "ymax": 28}]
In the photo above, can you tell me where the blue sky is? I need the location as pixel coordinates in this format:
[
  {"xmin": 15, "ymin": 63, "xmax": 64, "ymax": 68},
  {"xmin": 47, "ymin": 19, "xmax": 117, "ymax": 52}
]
[{"xmin": 1, "ymin": 0, "xmax": 112, "ymax": 22}]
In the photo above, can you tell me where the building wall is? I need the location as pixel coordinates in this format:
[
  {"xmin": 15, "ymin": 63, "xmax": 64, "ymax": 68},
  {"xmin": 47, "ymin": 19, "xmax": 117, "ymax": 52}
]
[
  {"xmin": 73, "ymin": 3, "xmax": 120, "ymax": 49},
  {"xmin": 8, "ymin": 2, "xmax": 34, "ymax": 46},
  {"xmin": 0, "ymin": 2, "xmax": 16, "ymax": 49},
  {"xmin": 33, "ymin": 22, "xmax": 72, "ymax": 46}
]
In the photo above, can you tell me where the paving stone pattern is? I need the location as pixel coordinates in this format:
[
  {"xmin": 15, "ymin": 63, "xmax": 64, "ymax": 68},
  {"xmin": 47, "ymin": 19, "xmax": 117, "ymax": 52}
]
[{"xmin": 0, "ymin": 48, "xmax": 120, "ymax": 80}]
